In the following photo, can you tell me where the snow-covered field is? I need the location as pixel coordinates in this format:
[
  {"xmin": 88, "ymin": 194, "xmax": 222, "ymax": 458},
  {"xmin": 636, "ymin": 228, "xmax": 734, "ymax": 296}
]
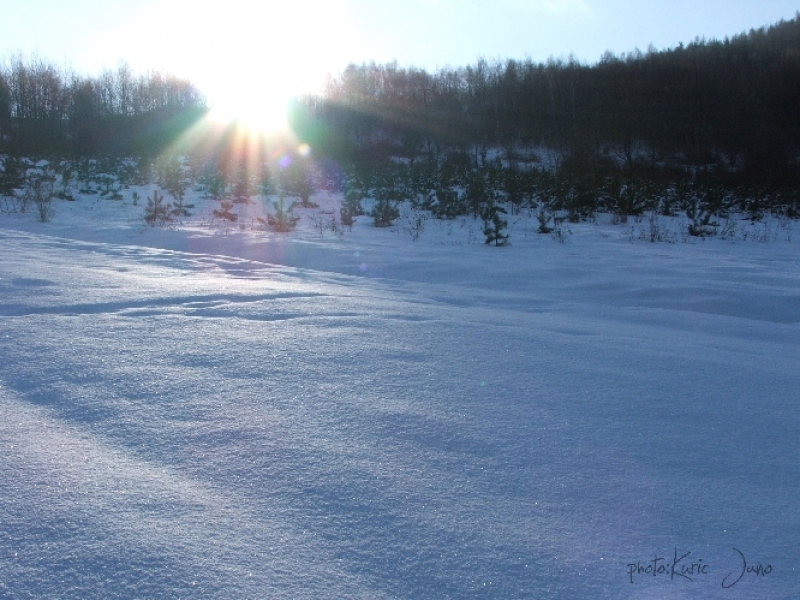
[{"xmin": 1, "ymin": 187, "xmax": 799, "ymax": 599}]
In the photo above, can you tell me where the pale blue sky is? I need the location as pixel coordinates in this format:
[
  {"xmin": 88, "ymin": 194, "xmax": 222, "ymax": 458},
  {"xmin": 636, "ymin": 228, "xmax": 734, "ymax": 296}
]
[{"xmin": 2, "ymin": 0, "xmax": 798, "ymax": 107}]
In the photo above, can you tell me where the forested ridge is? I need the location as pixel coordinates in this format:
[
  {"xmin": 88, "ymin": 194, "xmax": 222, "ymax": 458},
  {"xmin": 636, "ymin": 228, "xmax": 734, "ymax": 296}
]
[
  {"xmin": 3, "ymin": 15, "xmax": 799, "ymax": 177},
  {"xmin": 0, "ymin": 59, "xmax": 206, "ymax": 156},
  {"xmin": 294, "ymin": 14, "xmax": 800, "ymax": 185}
]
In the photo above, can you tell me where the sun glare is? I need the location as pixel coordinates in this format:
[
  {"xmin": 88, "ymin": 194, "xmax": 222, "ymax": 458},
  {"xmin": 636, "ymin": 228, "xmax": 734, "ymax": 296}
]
[
  {"xmin": 206, "ymin": 82, "xmax": 293, "ymax": 137},
  {"xmin": 122, "ymin": 0, "xmax": 358, "ymax": 139}
]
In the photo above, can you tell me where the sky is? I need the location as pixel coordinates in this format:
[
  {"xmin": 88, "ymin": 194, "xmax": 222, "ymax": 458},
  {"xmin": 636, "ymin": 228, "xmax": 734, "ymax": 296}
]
[{"xmin": 2, "ymin": 0, "xmax": 798, "ymax": 116}]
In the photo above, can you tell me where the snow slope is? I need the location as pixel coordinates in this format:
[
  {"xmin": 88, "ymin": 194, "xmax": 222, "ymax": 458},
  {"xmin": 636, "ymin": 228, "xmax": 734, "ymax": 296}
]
[{"xmin": 1, "ymin": 190, "xmax": 799, "ymax": 599}]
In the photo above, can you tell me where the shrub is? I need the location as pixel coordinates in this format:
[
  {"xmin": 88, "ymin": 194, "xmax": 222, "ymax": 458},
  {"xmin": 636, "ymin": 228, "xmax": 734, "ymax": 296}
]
[{"xmin": 22, "ymin": 176, "xmax": 56, "ymax": 223}]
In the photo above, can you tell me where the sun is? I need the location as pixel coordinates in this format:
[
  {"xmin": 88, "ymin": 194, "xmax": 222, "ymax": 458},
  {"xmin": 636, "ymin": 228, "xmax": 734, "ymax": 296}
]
[
  {"xmin": 205, "ymin": 80, "xmax": 293, "ymax": 138},
  {"xmin": 195, "ymin": 53, "xmax": 310, "ymax": 138},
  {"xmin": 124, "ymin": 0, "xmax": 355, "ymax": 138}
]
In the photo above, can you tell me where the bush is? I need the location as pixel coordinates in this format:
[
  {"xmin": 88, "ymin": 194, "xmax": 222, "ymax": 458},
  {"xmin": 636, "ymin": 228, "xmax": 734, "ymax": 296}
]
[{"xmin": 22, "ymin": 176, "xmax": 56, "ymax": 222}]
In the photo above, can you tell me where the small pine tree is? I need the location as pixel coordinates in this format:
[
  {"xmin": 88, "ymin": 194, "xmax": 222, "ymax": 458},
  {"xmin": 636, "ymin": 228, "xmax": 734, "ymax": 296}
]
[
  {"xmin": 144, "ymin": 190, "xmax": 172, "ymax": 226},
  {"xmin": 342, "ymin": 175, "xmax": 366, "ymax": 217},
  {"xmin": 231, "ymin": 167, "xmax": 255, "ymax": 204},
  {"xmin": 213, "ymin": 199, "xmax": 238, "ymax": 222},
  {"xmin": 158, "ymin": 157, "xmax": 192, "ymax": 216},
  {"xmin": 371, "ymin": 197, "xmax": 400, "ymax": 227},
  {"xmin": 481, "ymin": 202, "xmax": 509, "ymax": 246},
  {"xmin": 369, "ymin": 170, "xmax": 406, "ymax": 227},
  {"xmin": 263, "ymin": 195, "xmax": 300, "ymax": 232},
  {"xmin": 0, "ymin": 156, "xmax": 25, "ymax": 196},
  {"xmin": 503, "ymin": 163, "xmax": 525, "ymax": 214},
  {"xmin": 287, "ymin": 163, "xmax": 317, "ymax": 207},
  {"xmin": 687, "ymin": 186, "xmax": 725, "ymax": 237},
  {"xmin": 465, "ymin": 169, "xmax": 494, "ymax": 218},
  {"xmin": 202, "ymin": 166, "xmax": 227, "ymax": 200},
  {"xmin": 55, "ymin": 167, "xmax": 75, "ymax": 201},
  {"xmin": 431, "ymin": 186, "xmax": 464, "ymax": 219},
  {"xmin": 340, "ymin": 203, "xmax": 356, "ymax": 228},
  {"xmin": 537, "ymin": 205, "xmax": 554, "ymax": 233},
  {"xmin": 170, "ymin": 190, "xmax": 193, "ymax": 218}
]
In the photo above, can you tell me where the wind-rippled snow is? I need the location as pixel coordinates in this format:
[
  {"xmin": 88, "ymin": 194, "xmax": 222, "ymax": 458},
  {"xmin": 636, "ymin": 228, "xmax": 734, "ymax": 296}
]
[{"xmin": 1, "ymin": 195, "xmax": 799, "ymax": 599}]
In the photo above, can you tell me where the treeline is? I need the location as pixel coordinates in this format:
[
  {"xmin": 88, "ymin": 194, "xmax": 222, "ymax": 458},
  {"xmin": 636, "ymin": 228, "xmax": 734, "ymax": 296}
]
[
  {"xmin": 3, "ymin": 15, "xmax": 800, "ymax": 188},
  {"xmin": 0, "ymin": 58, "xmax": 206, "ymax": 156},
  {"xmin": 295, "ymin": 15, "xmax": 800, "ymax": 186}
]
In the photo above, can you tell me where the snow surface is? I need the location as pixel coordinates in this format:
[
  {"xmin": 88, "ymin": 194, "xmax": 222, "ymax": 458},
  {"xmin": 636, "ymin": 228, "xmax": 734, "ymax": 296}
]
[{"xmin": 1, "ymin": 187, "xmax": 799, "ymax": 599}]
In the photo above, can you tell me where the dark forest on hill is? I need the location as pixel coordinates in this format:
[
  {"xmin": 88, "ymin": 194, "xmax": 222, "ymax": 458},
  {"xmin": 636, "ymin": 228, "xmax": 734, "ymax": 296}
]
[
  {"xmin": 0, "ymin": 60, "xmax": 206, "ymax": 156},
  {"xmin": 292, "ymin": 15, "xmax": 800, "ymax": 187}
]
